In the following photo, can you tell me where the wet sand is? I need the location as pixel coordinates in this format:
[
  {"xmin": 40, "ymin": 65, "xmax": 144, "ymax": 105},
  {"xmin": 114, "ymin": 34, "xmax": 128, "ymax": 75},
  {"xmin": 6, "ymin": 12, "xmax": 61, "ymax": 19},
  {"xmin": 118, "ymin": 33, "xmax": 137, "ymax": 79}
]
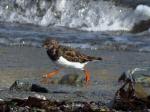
[{"xmin": 0, "ymin": 46, "xmax": 150, "ymax": 104}]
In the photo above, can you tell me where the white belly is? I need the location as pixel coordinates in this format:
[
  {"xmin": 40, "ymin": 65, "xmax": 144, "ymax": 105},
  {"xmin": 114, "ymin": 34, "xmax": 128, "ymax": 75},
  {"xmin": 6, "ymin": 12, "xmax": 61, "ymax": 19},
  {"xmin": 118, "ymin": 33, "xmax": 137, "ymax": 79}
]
[{"xmin": 56, "ymin": 56, "xmax": 88, "ymax": 70}]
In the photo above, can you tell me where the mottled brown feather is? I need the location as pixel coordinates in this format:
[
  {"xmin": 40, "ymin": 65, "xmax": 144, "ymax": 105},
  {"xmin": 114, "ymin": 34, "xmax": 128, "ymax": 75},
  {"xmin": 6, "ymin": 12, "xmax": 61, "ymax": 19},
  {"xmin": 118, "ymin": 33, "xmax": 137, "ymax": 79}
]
[
  {"xmin": 43, "ymin": 38, "xmax": 102, "ymax": 63},
  {"xmin": 58, "ymin": 45, "xmax": 102, "ymax": 63}
]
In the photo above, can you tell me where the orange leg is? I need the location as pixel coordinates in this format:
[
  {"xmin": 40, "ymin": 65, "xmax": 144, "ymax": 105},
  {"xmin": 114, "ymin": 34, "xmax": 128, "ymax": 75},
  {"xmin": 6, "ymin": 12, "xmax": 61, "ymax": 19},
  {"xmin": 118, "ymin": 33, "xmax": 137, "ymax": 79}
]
[
  {"xmin": 83, "ymin": 67, "xmax": 90, "ymax": 83},
  {"xmin": 41, "ymin": 67, "xmax": 64, "ymax": 84}
]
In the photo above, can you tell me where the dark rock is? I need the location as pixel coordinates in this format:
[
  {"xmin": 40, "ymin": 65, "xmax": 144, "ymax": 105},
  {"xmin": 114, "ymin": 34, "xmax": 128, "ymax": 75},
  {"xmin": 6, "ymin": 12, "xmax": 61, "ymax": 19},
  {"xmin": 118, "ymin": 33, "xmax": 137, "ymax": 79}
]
[
  {"xmin": 0, "ymin": 101, "xmax": 9, "ymax": 112},
  {"xmin": 118, "ymin": 67, "xmax": 150, "ymax": 96},
  {"xmin": 31, "ymin": 84, "xmax": 48, "ymax": 93},
  {"xmin": 0, "ymin": 97, "xmax": 112, "ymax": 112},
  {"xmin": 114, "ymin": 67, "xmax": 150, "ymax": 111},
  {"xmin": 131, "ymin": 19, "xmax": 150, "ymax": 33}
]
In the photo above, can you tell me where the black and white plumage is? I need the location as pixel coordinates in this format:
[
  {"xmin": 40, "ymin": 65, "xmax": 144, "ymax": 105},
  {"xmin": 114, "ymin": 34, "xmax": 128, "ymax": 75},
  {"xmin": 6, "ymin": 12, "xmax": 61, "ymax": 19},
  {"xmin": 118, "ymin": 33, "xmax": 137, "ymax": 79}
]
[{"xmin": 42, "ymin": 38, "xmax": 103, "ymax": 83}]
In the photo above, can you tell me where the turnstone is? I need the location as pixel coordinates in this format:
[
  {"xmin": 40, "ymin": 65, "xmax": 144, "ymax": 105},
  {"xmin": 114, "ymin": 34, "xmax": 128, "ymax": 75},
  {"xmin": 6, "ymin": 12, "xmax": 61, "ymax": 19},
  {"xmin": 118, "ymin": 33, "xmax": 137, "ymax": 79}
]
[{"xmin": 42, "ymin": 38, "xmax": 102, "ymax": 84}]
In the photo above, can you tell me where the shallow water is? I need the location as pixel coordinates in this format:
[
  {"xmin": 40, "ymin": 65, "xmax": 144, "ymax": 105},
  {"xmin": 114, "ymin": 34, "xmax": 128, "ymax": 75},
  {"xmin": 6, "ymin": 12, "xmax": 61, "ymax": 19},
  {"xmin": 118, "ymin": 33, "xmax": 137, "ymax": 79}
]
[
  {"xmin": 0, "ymin": 22, "xmax": 150, "ymax": 104},
  {"xmin": 0, "ymin": 46, "xmax": 150, "ymax": 103}
]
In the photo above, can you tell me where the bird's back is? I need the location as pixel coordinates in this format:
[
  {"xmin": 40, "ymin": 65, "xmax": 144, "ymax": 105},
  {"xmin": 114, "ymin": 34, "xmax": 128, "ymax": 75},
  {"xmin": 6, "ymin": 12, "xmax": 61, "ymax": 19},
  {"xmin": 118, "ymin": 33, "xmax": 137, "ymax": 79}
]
[{"xmin": 58, "ymin": 45, "xmax": 102, "ymax": 63}]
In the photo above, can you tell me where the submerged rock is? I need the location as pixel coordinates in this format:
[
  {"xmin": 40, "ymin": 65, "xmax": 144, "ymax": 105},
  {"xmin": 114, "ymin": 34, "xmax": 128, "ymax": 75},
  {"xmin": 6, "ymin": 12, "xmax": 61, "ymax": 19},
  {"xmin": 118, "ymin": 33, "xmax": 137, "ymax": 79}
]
[
  {"xmin": 59, "ymin": 74, "xmax": 84, "ymax": 86},
  {"xmin": 10, "ymin": 80, "xmax": 48, "ymax": 93},
  {"xmin": 49, "ymin": 74, "xmax": 84, "ymax": 86}
]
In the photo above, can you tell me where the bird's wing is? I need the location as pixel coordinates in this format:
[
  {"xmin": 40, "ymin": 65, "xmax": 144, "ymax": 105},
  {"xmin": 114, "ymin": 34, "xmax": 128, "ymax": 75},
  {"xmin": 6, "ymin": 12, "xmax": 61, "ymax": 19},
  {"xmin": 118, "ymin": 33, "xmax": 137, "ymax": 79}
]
[{"xmin": 58, "ymin": 46, "xmax": 102, "ymax": 63}]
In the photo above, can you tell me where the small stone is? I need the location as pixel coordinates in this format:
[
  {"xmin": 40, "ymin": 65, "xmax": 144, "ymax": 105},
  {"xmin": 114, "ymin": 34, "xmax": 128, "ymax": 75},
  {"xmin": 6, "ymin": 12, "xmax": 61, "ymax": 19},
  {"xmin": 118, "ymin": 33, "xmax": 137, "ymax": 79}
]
[
  {"xmin": 0, "ymin": 99, "xmax": 4, "ymax": 101},
  {"xmin": 34, "ymin": 94, "xmax": 47, "ymax": 100}
]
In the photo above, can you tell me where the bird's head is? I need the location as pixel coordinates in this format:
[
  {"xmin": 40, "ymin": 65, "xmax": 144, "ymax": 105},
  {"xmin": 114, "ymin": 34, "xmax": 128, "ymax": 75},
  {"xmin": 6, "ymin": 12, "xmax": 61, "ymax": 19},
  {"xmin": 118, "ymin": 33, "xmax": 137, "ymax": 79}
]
[{"xmin": 43, "ymin": 38, "xmax": 59, "ymax": 49}]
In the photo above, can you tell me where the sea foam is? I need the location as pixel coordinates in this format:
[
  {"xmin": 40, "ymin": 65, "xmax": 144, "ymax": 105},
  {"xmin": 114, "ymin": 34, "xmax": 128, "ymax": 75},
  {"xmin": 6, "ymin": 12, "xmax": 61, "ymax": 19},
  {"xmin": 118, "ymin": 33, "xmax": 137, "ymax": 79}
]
[{"xmin": 0, "ymin": 0, "xmax": 150, "ymax": 32}]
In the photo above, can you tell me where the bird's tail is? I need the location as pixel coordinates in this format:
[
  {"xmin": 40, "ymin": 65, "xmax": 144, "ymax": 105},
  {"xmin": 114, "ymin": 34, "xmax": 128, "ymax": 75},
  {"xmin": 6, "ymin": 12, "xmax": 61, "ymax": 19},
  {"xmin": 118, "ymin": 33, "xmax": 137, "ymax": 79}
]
[
  {"xmin": 87, "ymin": 56, "xmax": 102, "ymax": 61},
  {"xmin": 88, "ymin": 55, "xmax": 114, "ymax": 61}
]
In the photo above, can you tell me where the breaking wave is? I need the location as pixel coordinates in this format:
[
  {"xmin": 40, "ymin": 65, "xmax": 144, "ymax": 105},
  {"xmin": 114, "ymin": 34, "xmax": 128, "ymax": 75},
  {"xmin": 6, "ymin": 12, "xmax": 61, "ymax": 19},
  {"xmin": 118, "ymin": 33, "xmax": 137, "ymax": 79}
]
[{"xmin": 0, "ymin": 0, "xmax": 150, "ymax": 31}]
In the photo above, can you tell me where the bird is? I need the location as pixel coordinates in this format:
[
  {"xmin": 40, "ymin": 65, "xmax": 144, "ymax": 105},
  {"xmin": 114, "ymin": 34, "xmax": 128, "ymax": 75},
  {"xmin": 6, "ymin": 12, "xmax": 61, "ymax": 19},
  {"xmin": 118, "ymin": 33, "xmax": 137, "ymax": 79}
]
[{"xmin": 42, "ymin": 38, "xmax": 103, "ymax": 84}]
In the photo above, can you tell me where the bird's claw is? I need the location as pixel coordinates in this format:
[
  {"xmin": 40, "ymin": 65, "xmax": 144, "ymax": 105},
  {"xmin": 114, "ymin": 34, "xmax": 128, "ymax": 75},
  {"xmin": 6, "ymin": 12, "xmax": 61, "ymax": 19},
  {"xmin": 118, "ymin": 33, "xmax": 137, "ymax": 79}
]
[
  {"xmin": 40, "ymin": 74, "xmax": 49, "ymax": 84},
  {"xmin": 42, "ymin": 74, "xmax": 47, "ymax": 78}
]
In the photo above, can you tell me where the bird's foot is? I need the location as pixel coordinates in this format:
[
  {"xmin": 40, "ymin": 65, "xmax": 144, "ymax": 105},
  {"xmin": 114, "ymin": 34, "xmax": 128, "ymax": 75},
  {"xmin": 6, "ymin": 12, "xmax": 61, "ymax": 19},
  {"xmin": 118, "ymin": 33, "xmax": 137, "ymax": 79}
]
[
  {"xmin": 85, "ymin": 80, "xmax": 91, "ymax": 87},
  {"xmin": 40, "ymin": 68, "xmax": 63, "ymax": 84},
  {"xmin": 84, "ymin": 69, "xmax": 90, "ymax": 82},
  {"xmin": 83, "ymin": 67, "xmax": 91, "ymax": 87},
  {"xmin": 40, "ymin": 74, "xmax": 50, "ymax": 84}
]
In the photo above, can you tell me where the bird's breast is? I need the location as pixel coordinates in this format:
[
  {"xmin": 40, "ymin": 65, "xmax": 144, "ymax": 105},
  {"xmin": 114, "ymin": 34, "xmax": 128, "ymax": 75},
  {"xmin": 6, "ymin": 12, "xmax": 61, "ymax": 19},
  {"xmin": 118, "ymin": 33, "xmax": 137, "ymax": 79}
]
[{"xmin": 56, "ymin": 56, "xmax": 88, "ymax": 70}]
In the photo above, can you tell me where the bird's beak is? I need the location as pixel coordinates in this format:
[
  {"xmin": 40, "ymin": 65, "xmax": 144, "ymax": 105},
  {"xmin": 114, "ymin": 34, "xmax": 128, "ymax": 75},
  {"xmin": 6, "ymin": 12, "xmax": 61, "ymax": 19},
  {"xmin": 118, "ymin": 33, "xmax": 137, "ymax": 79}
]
[
  {"xmin": 49, "ymin": 45, "xmax": 54, "ymax": 49},
  {"xmin": 43, "ymin": 44, "xmax": 47, "ymax": 48},
  {"xmin": 43, "ymin": 44, "xmax": 53, "ymax": 49}
]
